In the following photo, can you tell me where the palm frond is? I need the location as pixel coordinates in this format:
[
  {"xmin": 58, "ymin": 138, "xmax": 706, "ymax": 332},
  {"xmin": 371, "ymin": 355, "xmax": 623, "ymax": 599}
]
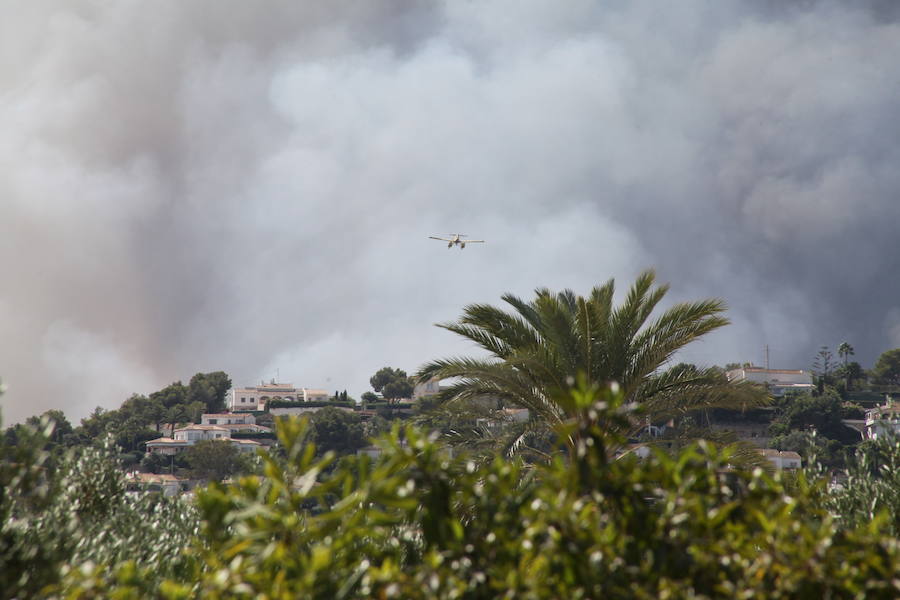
[{"xmin": 418, "ymin": 270, "xmax": 749, "ymax": 459}]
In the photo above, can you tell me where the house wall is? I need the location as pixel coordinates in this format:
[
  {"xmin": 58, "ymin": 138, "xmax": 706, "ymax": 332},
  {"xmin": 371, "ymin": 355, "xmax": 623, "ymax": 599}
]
[
  {"xmin": 413, "ymin": 378, "xmax": 441, "ymax": 400},
  {"xmin": 270, "ymin": 405, "xmax": 355, "ymax": 417},
  {"xmin": 146, "ymin": 445, "xmax": 181, "ymax": 455},
  {"xmin": 229, "ymin": 384, "xmax": 329, "ymax": 410},
  {"xmin": 727, "ymin": 368, "xmax": 813, "ymax": 385},
  {"xmin": 202, "ymin": 413, "xmax": 256, "ymax": 426}
]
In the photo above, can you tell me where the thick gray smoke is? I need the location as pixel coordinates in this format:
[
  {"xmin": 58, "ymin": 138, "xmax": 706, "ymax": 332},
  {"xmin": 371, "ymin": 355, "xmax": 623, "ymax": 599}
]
[{"xmin": 2, "ymin": 1, "xmax": 899, "ymax": 424}]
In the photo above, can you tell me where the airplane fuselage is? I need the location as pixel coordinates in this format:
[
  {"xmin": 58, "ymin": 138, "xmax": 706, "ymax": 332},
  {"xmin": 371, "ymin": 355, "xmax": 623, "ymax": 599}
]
[{"xmin": 429, "ymin": 233, "xmax": 482, "ymax": 249}]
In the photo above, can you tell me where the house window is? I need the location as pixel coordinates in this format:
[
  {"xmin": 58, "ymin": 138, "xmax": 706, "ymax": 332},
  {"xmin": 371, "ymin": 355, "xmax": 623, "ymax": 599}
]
[{"xmin": 208, "ymin": 419, "xmax": 217, "ymax": 425}]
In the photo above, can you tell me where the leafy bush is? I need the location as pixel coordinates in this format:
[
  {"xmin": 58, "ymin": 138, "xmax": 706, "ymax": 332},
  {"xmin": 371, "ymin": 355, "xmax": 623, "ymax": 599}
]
[
  {"xmin": 184, "ymin": 439, "xmax": 255, "ymax": 482},
  {"xmin": 0, "ymin": 417, "xmax": 198, "ymax": 598},
  {"xmin": 59, "ymin": 384, "xmax": 900, "ymax": 598},
  {"xmin": 817, "ymin": 433, "xmax": 900, "ymax": 536}
]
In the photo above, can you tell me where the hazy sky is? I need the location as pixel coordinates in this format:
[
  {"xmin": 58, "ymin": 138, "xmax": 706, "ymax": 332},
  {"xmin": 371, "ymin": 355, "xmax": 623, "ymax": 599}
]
[{"xmin": 2, "ymin": 1, "xmax": 899, "ymax": 424}]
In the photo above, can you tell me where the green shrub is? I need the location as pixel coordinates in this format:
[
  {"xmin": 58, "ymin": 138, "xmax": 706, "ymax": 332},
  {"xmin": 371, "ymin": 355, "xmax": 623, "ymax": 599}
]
[
  {"xmin": 0, "ymin": 416, "xmax": 197, "ymax": 598},
  {"xmin": 60, "ymin": 384, "xmax": 900, "ymax": 598}
]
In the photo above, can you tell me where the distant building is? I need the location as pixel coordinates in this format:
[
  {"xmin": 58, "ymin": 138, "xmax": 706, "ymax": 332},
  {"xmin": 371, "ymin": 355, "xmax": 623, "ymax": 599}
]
[
  {"xmin": 356, "ymin": 445, "xmax": 383, "ymax": 459},
  {"xmin": 708, "ymin": 421, "xmax": 771, "ymax": 448},
  {"xmin": 125, "ymin": 472, "xmax": 188, "ymax": 497},
  {"xmin": 615, "ymin": 444, "xmax": 653, "ymax": 461},
  {"xmin": 476, "ymin": 408, "xmax": 531, "ymax": 432},
  {"xmin": 228, "ymin": 381, "xmax": 329, "ymax": 411},
  {"xmin": 200, "ymin": 412, "xmax": 271, "ymax": 434},
  {"xmin": 758, "ymin": 449, "xmax": 802, "ymax": 470},
  {"xmin": 413, "ymin": 377, "xmax": 442, "ymax": 401},
  {"xmin": 726, "ymin": 367, "xmax": 814, "ymax": 396},
  {"xmin": 145, "ymin": 424, "xmax": 261, "ymax": 455},
  {"xmin": 864, "ymin": 398, "xmax": 900, "ymax": 440}
]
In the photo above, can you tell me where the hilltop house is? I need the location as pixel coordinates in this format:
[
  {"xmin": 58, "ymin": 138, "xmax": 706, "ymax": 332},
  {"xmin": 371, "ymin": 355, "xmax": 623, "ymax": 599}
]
[
  {"xmin": 125, "ymin": 472, "xmax": 188, "ymax": 497},
  {"xmin": 228, "ymin": 381, "xmax": 329, "ymax": 411},
  {"xmin": 864, "ymin": 398, "xmax": 900, "ymax": 440},
  {"xmin": 726, "ymin": 367, "xmax": 814, "ymax": 396},
  {"xmin": 145, "ymin": 424, "xmax": 260, "ymax": 455},
  {"xmin": 412, "ymin": 377, "xmax": 442, "ymax": 401},
  {"xmin": 200, "ymin": 412, "xmax": 271, "ymax": 434},
  {"xmin": 758, "ymin": 449, "xmax": 802, "ymax": 470}
]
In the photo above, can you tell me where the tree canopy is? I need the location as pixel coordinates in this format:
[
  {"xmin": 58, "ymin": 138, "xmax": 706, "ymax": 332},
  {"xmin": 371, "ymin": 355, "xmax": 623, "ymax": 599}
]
[
  {"xmin": 369, "ymin": 367, "xmax": 413, "ymax": 403},
  {"xmin": 186, "ymin": 371, "xmax": 231, "ymax": 413},
  {"xmin": 872, "ymin": 348, "xmax": 900, "ymax": 386},
  {"xmin": 306, "ymin": 406, "xmax": 367, "ymax": 456},
  {"xmin": 184, "ymin": 439, "xmax": 252, "ymax": 482},
  {"xmin": 418, "ymin": 269, "xmax": 767, "ymax": 455}
]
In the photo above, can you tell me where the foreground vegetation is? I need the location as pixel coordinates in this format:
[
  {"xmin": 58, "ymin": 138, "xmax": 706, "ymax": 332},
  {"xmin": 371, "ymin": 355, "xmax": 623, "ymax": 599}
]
[
  {"xmin": 5, "ymin": 382, "xmax": 900, "ymax": 598},
  {"xmin": 9, "ymin": 271, "xmax": 900, "ymax": 597}
]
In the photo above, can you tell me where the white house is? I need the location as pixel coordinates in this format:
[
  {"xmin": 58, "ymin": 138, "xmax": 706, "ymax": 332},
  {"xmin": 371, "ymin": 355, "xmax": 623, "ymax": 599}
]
[
  {"xmin": 476, "ymin": 408, "xmax": 531, "ymax": 432},
  {"xmin": 726, "ymin": 367, "xmax": 814, "ymax": 396},
  {"xmin": 200, "ymin": 413, "xmax": 271, "ymax": 434},
  {"xmin": 228, "ymin": 381, "xmax": 330, "ymax": 411},
  {"xmin": 413, "ymin": 377, "xmax": 441, "ymax": 401},
  {"xmin": 356, "ymin": 445, "xmax": 383, "ymax": 459},
  {"xmin": 145, "ymin": 424, "xmax": 261, "ymax": 455},
  {"xmin": 758, "ymin": 449, "xmax": 802, "ymax": 470},
  {"xmin": 864, "ymin": 398, "xmax": 900, "ymax": 440},
  {"xmin": 125, "ymin": 472, "xmax": 187, "ymax": 497}
]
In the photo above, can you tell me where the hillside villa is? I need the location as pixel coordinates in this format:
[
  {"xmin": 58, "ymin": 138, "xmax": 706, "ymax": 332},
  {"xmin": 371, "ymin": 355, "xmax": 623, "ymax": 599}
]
[
  {"xmin": 228, "ymin": 381, "xmax": 329, "ymax": 411},
  {"xmin": 726, "ymin": 366, "xmax": 815, "ymax": 396},
  {"xmin": 145, "ymin": 412, "xmax": 269, "ymax": 455},
  {"xmin": 864, "ymin": 397, "xmax": 900, "ymax": 440}
]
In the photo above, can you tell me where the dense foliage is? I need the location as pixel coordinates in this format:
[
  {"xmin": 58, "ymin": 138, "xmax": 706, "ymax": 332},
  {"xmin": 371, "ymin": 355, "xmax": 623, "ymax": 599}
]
[
  {"xmin": 184, "ymin": 439, "xmax": 256, "ymax": 482},
  {"xmin": 9, "ymin": 335, "xmax": 900, "ymax": 597},
  {"xmin": 370, "ymin": 366, "xmax": 414, "ymax": 403},
  {"xmin": 5, "ymin": 384, "xmax": 894, "ymax": 598},
  {"xmin": 72, "ymin": 371, "xmax": 233, "ymax": 453},
  {"xmin": 0, "ymin": 416, "xmax": 196, "ymax": 599},
  {"xmin": 821, "ymin": 433, "xmax": 900, "ymax": 537},
  {"xmin": 872, "ymin": 348, "xmax": 900, "ymax": 386},
  {"xmin": 304, "ymin": 406, "xmax": 368, "ymax": 456}
]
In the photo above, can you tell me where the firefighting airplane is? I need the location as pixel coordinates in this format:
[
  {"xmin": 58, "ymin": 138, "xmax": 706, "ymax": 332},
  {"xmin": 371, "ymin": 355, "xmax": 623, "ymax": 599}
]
[{"xmin": 428, "ymin": 234, "xmax": 485, "ymax": 249}]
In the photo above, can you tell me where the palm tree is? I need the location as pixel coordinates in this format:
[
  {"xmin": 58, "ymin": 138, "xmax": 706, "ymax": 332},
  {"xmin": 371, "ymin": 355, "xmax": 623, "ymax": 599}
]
[
  {"xmin": 837, "ymin": 342, "xmax": 855, "ymax": 366},
  {"xmin": 417, "ymin": 270, "xmax": 767, "ymax": 456}
]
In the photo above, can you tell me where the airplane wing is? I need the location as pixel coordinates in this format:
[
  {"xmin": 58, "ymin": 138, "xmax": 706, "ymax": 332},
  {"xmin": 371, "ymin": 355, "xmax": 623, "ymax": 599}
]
[
  {"xmin": 465, "ymin": 240, "xmax": 485, "ymax": 243},
  {"xmin": 429, "ymin": 236, "xmax": 452, "ymax": 241}
]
